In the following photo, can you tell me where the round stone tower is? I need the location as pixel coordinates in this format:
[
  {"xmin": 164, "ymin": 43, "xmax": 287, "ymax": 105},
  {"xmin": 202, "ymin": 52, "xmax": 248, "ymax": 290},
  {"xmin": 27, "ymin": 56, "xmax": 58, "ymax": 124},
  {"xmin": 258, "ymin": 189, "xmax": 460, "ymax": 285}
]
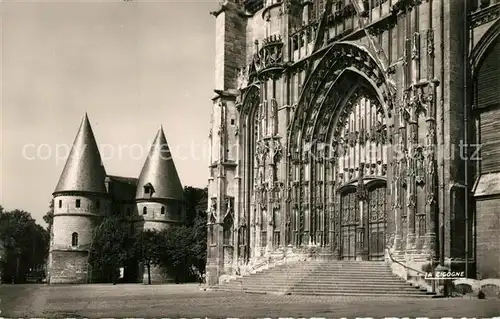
[
  {"xmin": 49, "ymin": 113, "xmax": 110, "ymax": 284},
  {"xmin": 135, "ymin": 126, "xmax": 184, "ymax": 284}
]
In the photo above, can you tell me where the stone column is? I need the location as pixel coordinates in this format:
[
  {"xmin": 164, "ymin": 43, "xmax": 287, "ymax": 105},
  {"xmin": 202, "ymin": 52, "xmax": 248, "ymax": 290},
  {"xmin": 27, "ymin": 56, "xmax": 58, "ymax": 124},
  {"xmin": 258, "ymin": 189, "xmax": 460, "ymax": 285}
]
[
  {"xmin": 267, "ymin": 163, "xmax": 274, "ymax": 252},
  {"xmin": 406, "ymin": 97, "xmax": 418, "ymax": 252},
  {"xmin": 394, "ymin": 127, "xmax": 405, "ymax": 252},
  {"xmin": 333, "ymin": 189, "xmax": 341, "ymax": 258},
  {"xmin": 356, "ymin": 163, "xmax": 368, "ymax": 260},
  {"xmin": 423, "ymin": 26, "xmax": 437, "ymax": 258},
  {"xmin": 249, "ymin": 196, "xmax": 256, "ymax": 259}
]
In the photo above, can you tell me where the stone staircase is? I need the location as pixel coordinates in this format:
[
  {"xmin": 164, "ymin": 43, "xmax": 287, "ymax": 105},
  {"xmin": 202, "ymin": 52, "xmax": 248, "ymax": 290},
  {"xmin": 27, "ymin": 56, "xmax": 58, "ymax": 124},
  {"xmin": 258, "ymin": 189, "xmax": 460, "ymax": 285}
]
[{"xmin": 213, "ymin": 260, "xmax": 435, "ymax": 297}]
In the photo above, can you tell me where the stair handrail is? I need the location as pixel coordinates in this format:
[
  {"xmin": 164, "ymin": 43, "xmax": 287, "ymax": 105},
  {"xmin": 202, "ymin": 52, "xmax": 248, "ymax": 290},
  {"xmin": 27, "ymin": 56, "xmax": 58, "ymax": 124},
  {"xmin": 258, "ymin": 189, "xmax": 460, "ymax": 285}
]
[
  {"xmin": 385, "ymin": 246, "xmax": 438, "ymax": 294},
  {"xmin": 385, "ymin": 246, "xmax": 426, "ymax": 276},
  {"xmin": 246, "ymin": 253, "xmax": 286, "ymax": 274}
]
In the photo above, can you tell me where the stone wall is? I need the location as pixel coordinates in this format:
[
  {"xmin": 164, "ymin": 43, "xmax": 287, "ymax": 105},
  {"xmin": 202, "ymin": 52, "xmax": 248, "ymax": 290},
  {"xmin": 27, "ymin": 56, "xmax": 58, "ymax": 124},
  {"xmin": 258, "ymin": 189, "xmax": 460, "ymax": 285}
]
[
  {"xmin": 49, "ymin": 250, "xmax": 88, "ymax": 284},
  {"xmin": 475, "ymin": 198, "xmax": 500, "ymax": 278}
]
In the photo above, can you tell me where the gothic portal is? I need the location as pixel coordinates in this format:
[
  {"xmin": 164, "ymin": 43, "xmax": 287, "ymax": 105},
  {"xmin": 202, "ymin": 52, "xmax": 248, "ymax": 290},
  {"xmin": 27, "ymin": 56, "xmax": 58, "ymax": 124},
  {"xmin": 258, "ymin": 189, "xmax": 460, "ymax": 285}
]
[{"xmin": 206, "ymin": 0, "xmax": 500, "ymax": 286}]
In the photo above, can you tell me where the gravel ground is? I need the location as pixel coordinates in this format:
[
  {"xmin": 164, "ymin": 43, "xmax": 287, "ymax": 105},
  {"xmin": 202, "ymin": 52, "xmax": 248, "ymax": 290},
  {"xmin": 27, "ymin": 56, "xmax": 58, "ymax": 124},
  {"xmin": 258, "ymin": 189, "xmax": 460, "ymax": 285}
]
[{"xmin": 0, "ymin": 283, "xmax": 498, "ymax": 318}]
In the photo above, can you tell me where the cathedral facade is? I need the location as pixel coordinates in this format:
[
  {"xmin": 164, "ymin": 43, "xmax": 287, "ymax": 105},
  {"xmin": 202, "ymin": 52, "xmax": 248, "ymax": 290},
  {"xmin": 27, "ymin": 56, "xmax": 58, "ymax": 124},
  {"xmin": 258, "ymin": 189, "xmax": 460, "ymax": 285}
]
[
  {"xmin": 48, "ymin": 114, "xmax": 184, "ymax": 284},
  {"xmin": 206, "ymin": 0, "xmax": 500, "ymax": 285}
]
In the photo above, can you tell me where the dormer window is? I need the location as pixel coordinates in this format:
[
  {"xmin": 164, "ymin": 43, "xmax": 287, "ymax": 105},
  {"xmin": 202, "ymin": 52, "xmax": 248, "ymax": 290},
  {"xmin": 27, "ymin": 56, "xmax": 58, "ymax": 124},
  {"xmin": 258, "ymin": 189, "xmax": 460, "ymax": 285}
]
[{"xmin": 143, "ymin": 183, "xmax": 154, "ymax": 197}]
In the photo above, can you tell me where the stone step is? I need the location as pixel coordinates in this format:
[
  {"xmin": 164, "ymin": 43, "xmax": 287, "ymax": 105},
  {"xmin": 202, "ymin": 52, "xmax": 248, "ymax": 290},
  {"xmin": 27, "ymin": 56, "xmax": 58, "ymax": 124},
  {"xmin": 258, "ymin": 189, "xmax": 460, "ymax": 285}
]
[
  {"xmin": 214, "ymin": 260, "xmax": 430, "ymax": 298},
  {"xmin": 213, "ymin": 288, "xmax": 433, "ymax": 298},
  {"xmin": 273, "ymin": 271, "xmax": 394, "ymax": 275},
  {"xmin": 239, "ymin": 276, "xmax": 404, "ymax": 282},
  {"xmin": 231, "ymin": 280, "xmax": 409, "ymax": 287},
  {"xmin": 228, "ymin": 281, "xmax": 417, "ymax": 289},
  {"xmin": 290, "ymin": 284, "xmax": 420, "ymax": 291},
  {"xmin": 290, "ymin": 286, "xmax": 421, "ymax": 294},
  {"xmin": 291, "ymin": 281, "xmax": 415, "ymax": 287},
  {"xmin": 271, "ymin": 273, "xmax": 397, "ymax": 278},
  {"xmin": 288, "ymin": 291, "xmax": 434, "ymax": 297},
  {"xmin": 269, "ymin": 263, "xmax": 388, "ymax": 268},
  {"xmin": 260, "ymin": 266, "xmax": 391, "ymax": 271},
  {"xmin": 221, "ymin": 284, "xmax": 420, "ymax": 293},
  {"xmin": 273, "ymin": 270, "xmax": 394, "ymax": 274},
  {"xmin": 220, "ymin": 283, "xmax": 412, "ymax": 290}
]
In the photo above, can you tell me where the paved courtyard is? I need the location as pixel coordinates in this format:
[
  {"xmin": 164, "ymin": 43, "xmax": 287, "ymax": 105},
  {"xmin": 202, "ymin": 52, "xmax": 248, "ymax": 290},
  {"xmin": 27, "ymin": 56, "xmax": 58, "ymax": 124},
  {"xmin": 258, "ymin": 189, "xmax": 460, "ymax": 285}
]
[{"xmin": 0, "ymin": 283, "xmax": 498, "ymax": 318}]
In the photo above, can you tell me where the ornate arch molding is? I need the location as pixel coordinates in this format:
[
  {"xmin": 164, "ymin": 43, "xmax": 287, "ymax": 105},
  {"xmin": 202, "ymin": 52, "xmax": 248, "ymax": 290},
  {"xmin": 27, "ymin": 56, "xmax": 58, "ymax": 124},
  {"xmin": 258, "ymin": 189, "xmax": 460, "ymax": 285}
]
[
  {"xmin": 287, "ymin": 42, "xmax": 395, "ymax": 155},
  {"xmin": 336, "ymin": 178, "xmax": 387, "ymax": 194},
  {"xmin": 322, "ymin": 74, "xmax": 382, "ymax": 156},
  {"xmin": 471, "ymin": 18, "xmax": 500, "ymax": 78},
  {"xmin": 237, "ymin": 83, "xmax": 261, "ymax": 118},
  {"xmin": 337, "ymin": 183, "xmax": 357, "ymax": 195},
  {"xmin": 365, "ymin": 178, "xmax": 388, "ymax": 190}
]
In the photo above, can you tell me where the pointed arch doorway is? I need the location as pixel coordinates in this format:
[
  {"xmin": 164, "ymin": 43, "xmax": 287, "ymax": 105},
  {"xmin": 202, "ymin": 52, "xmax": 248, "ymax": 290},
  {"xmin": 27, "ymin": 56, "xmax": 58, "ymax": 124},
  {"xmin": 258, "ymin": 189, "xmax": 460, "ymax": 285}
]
[
  {"xmin": 288, "ymin": 70, "xmax": 392, "ymax": 260},
  {"xmin": 324, "ymin": 80, "xmax": 390, "ymax": 262}
]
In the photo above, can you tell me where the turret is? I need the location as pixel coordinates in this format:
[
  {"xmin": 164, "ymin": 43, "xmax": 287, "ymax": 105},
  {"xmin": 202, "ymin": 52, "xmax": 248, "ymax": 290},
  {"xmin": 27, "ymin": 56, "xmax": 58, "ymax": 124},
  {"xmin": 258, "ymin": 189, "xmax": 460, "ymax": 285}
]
[
  {"xmin": 135, "ymin": 126, "xmax": 184, "ymax": 283},
  {"xmin": 49, "ymin": 113, "xmax": 110, "ymax": 284}
]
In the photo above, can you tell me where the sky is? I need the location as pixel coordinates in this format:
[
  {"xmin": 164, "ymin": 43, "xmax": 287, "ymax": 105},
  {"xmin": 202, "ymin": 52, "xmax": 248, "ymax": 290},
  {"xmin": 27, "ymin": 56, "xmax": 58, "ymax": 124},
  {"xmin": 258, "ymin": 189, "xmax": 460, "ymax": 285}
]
[{"xmin": 1, "ymin": 0, "xmax": 217, "ymax": 226}]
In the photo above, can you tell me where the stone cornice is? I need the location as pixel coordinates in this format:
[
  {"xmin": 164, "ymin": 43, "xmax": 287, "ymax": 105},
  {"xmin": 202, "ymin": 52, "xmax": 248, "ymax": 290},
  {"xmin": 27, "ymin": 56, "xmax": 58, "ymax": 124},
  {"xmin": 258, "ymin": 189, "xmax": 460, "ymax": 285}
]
[{"xmin": 53, "ymin": 190, "xmax": 111, "ymax": 198}]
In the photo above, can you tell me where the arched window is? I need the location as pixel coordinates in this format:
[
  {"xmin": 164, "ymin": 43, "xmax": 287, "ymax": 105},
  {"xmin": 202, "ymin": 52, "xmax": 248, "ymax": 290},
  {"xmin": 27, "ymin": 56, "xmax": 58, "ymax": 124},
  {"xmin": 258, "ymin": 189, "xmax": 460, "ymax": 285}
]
[
  {"xmin": 143, "ymin": 207, "xmax": 147, "ymax": 215},
  {"xmin": 71, "ymin": 232, "xmax": 78, "ymax": 247},
  {"xmin": 161, "ymin": 206, "xmax": 165, "ymax": 214}
]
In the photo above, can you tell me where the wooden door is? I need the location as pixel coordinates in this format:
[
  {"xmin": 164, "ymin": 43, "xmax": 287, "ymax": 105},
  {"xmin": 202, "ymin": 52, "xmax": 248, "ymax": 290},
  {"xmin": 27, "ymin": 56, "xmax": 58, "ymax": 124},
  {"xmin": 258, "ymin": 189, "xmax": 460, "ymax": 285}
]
[
  {"xmin": 368, "ymin": 185, "xmax": 387, "ymax": 260},
  {"xmin": 340, "ymin": 190, "xmax": 359, "ymax": 260}
]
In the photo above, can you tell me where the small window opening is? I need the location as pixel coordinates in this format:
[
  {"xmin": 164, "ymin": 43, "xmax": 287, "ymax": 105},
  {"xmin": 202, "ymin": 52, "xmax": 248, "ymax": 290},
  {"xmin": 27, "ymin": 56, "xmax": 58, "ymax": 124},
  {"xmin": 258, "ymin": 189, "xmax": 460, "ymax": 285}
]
[
  {"xmin": 96, "ymin": 200, "xmax": 100, "ymax": 209},
  {"xmin": 76, "ymin": 199, "xmax": 81, "ymax": 208},
  {"xmin": 71, "ymin": 232, "xmax": 78, "ymax": 247},
  {"xmin": 58, "ymin": 200, "xmax": 62, "ymax": 208},
  {"xmin": 161, "ymin": 207, "xmax": 165, "ymax": 214},
  {"xmin": 144, "ymin": 186, "xmax": 150, "ymax": 194},
  {"xmin": 230, "ymin": 119, "xmax": 235, "ymax": 125},
  {"xmin": 143, "ymin": 207, "xmax": 147, "ymax": 215}
]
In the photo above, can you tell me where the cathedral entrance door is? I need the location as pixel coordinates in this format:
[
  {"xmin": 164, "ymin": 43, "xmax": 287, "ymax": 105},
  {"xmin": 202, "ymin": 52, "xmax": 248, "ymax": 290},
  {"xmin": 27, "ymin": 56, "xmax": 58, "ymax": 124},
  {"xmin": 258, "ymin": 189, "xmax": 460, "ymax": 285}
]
[
  {"xmin": 367, "ymin": 185, "xmax": 387, "ymax": 260},
  {"xmin": 340, "ymin": 189, "xmax": 359, "ymax": 260}
]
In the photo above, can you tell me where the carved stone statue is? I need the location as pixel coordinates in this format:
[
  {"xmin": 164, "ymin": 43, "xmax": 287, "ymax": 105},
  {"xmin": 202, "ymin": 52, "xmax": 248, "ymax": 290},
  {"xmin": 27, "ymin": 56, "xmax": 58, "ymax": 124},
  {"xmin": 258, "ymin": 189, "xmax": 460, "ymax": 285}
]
[
  {"xmin": 272, "ymin": 139, "xmax": 282, "ymax": 164},
  {"xmin": 260, "ymin": 102, "xmax": 267, "ymax": 135},
  {"xmin": 237, "ymin": 66, "xmax": 248, "ymax": 90},
  {"xmin": 258, "ymin": 168, "xmax": 265, "ymax": 185},
  {"xmin": 211, "ymin": 198, "xmax": 217, "ymax": 217},
  {"xmin": 267, "ymin": 168, "xmax": 274, "ymax": 186},
  {"xmin": 256, "ymin": 140, "xmax": 268, "ymax": 164},
  {"xmin": 270, "ymin": 99, "xmax": 279, "ymax": 134},
  {"xmin": 226, "ymin": 197, "xmax": 232, "ymax": 215}
]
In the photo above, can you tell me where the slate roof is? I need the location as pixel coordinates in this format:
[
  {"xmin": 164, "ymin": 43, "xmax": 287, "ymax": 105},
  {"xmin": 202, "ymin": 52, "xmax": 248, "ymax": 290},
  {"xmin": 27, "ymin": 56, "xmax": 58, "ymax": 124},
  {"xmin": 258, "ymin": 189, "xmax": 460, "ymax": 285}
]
[
  {"xmin": 53, "ymin": 114, "xmax": 107, "ymax": 194},
  {"xmin": 135, "ymin": 127, "xmax": 183, "ymax": 200}
]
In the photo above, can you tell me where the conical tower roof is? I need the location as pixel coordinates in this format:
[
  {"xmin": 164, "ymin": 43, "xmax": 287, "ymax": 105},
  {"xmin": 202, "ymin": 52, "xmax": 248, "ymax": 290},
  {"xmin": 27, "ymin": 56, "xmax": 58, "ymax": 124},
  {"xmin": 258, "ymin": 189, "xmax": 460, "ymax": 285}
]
[
  {"xmin": 136, "ymin": 127, "xmax": 183, "ymax": 200},
  {"xmin": 53, "ymin": 114, "xmax": 107, "ymax": 194}
]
